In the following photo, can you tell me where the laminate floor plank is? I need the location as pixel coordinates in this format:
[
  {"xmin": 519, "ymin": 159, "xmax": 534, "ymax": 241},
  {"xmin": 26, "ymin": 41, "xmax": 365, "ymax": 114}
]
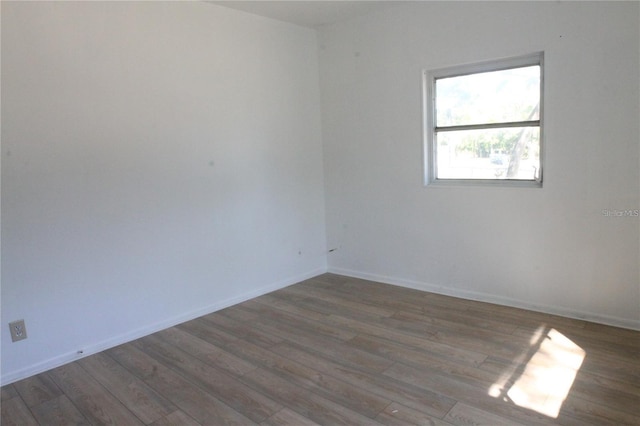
[
  {"xmin": 154, "ymin": 327, "xmax": 257, "ymax": 377},
  {"xmin": 390, "ymin": 308, "xmax": 519, "ymax": 336},
  {"xmin": 558, "ymin": 392, "xmax": 640, "ymax": 426},
  {"xmin": 383, "ymin": 362, "xmax": 558, "ymax": 425},
  {"xmin": 375, "ymin": 315, "xmax": 528, "ymax": 360},
  {"xmin": 277, "ymin": 286, "xmax": 418, "ymax": 324},
  {"xmin": 133, "ymin": 333, "xmax": 281, "ymax": 423},
  {"xmin": 192, "ymin": 331, "xmax": 393, "ymax": 418},
  {"xmin": 280, "ymin": 286, "xmax": 528, "ymax": 361},
  {"xmin": 479, "ymin": 355, "xmax": 640, "ymax": 418},
  {"xmin": 444, "ymin": 402, "xmax": 527, "ymax": 426},
  {"xmin": 200, "ymin": 312, "xmax": 285, "ymax": 348},
  {"xmin": 250, "ymin": 293, "xmax": 332, "ymax": 322},
  {"xmin": 316, "ymin": 276, "xmax": 588, "ymax": 333},
  {"xmin": 520, "ymin": 322, "xmax": 639, "ymax": 356},
  {"xmin": 296, "ymin": 279, "xmax": 518, "ymax": 337},
  {"xmin": 269, "ymin": 341, "xmax": 457, "ymax": 419},
  {"xmin": 243, "ymin": 311, "xmax": 352, "ymax": 353},
  {"xmin": 298, "ymin": 282, "xmax": 519, "ymax": 355},
  {"xmin": 47, "ymin": 362, "xmax": 145, "ymax": 425},
  {"xmin": 149, "ymin": 409, "xmax": 202, "ymax": 426},
  {"xmin": 386, "ymin": 360, "xmax": 633, "ymax": 426},
  {"xmin": 30, "ymin": 395, "xmax": 91, "ymax": 426},
  {"xmin": 176, "ymin": 317, "xmax": 241, "ymax": 347},
  {"xmin": 239, "ymin": 297, "xmax": 324, "ymax": 321},
  {"xmin": 2, "ymin": 273, "xmax": 638, "ymax": 425},
  {"xmin": 324, "ymin": 313, "xmax": 489, "ymax": 367},
  {"xmin": 1, "ymin": 394, "xmax": 39, "ymax": 426},
  {"xmin": 13, "ymin": 373, "xmax": 63, "ymax": 408},
  {"xmin": 480, "ymin": 354, "xmax": 640, "ymax": 397},
  {"xmin": 277, "ymin": 284, "xmax": 398, "ymax": 318},
  {"xmin": 375, "ymin": 402, "xmax": 455, "ymax": 426},
  {"xmin": 511, "ymin": 324, "xmax": 640, "ymax": 363},
  {"xmin": 346, "ymin": 334, "xmax": 499, "ymax": 389},
  {"xmin": 272, "ymin": 288, "xmax": 524, "ymax": 356},
  {"xmin": 259, "ymin": 407, "xmax": 321, "ymax": 426},
  {"xmin": 1, "ymin": 384, "xmax": 19, "ymax": 401},
  {"xmin": 241, "ymin": 344, "xmax": 391, "ymax": 418},
  {"xmin": 237, "ymin": 299, "xmax": 359, "ymax": 342},
  {"xmin": 305, "ymin": 276, "xmax": 474, "ymax": 315},
  {"xmin": 218, "ymin": 304, "xmax": 263, "ymax": 322},
  {"xmin": 462, "ymin": 304, "xmax": 588, "ymax": 334},
  {"xmin": 486, "ymin": 335, "xmax": 640, "ymax": 387},
  {"xmin": 78, "ymin": 351, "xmax": 177, "ymax": 424},
  {"xmin": 240, "ymin": 367, "xmax": 385, "ymax": 426},
  {"xmin": 240, "ymin": 303, "xmax": 395, "ymax": 374},
  {"xmin": 107, "ymin": 343, "xmax": 258, "ymax": 425}
]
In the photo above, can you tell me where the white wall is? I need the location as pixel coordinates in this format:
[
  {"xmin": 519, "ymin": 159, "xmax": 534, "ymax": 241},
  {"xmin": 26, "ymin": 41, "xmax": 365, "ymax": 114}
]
[
  {"xmin": 1, "ymin": 1, "xmax": 326, "ymax": 384},
  {"xmin": 320, "ymin": 1, "xmax": 640, "ymax": 329}
]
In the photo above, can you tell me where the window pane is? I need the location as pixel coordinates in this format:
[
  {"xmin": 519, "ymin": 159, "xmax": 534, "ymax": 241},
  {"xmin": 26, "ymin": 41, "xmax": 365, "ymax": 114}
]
[
  {"xmin": 436, "ymin": 66, "xmax": 540, "ymax": 127},
  {"xmin": 436, "ymin": 127, "xmax": 540, "ymax": 180}
]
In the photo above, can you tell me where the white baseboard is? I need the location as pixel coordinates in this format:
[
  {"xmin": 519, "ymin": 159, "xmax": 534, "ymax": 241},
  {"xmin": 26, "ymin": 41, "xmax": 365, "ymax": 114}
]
[
  {"xmin": 1, "ymin": 267, "xmax": 327, "ymax": 386},
  {"xmin": 328, "ymin": 267, "xmax": 640, "ymax": 331}
]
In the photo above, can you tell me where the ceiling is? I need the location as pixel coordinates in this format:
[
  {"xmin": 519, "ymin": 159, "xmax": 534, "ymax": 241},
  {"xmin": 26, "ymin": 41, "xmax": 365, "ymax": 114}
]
[{"xmin": 210, "ymin": 1, "xmax": 405, "ymax": 28}]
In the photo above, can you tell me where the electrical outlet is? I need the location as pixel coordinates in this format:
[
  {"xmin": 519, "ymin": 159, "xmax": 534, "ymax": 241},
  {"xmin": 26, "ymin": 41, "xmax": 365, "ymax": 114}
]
[{"xmin": 9, "ymin": 319, "xmax": 28, "ymax": 342}]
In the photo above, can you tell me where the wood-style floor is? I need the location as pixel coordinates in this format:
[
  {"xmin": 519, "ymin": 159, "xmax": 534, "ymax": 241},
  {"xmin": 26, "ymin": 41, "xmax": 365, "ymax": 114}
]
[{"xmin": 2, "ymin": 274, "xmax": 639, "ymax": 425}]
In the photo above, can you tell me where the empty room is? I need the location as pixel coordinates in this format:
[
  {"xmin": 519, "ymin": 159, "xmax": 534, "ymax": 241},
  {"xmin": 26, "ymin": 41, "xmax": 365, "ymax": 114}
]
[{"xmin": 1, "ymin": 1, "xmax": 639, "ymax": 425}]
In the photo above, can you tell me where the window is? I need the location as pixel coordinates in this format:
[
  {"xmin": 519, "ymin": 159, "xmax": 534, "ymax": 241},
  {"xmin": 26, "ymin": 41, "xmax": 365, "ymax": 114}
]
[{"xmin": 424, "ymin": 53, "xmax": 543, "ymax": 186}]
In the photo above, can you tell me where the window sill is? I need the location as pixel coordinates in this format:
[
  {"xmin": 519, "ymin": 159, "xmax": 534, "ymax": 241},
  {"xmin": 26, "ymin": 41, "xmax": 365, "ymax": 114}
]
[{"xmin": 425, "ymin": 179, "xmax": 543, "ymax": 188}]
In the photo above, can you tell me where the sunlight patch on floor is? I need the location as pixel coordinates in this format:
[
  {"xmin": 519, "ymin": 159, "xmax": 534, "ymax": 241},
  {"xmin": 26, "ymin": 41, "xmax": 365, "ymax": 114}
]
[{"xmin": 489, "ymin": 326, "xmax": 585, "ymax": 418}]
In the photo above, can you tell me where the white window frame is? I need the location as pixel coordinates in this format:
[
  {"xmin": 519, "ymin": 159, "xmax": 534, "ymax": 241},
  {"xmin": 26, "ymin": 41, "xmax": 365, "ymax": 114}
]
[{"xmin": 423, "ymin": 52, "xmax": 544, "ymax": 187}]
